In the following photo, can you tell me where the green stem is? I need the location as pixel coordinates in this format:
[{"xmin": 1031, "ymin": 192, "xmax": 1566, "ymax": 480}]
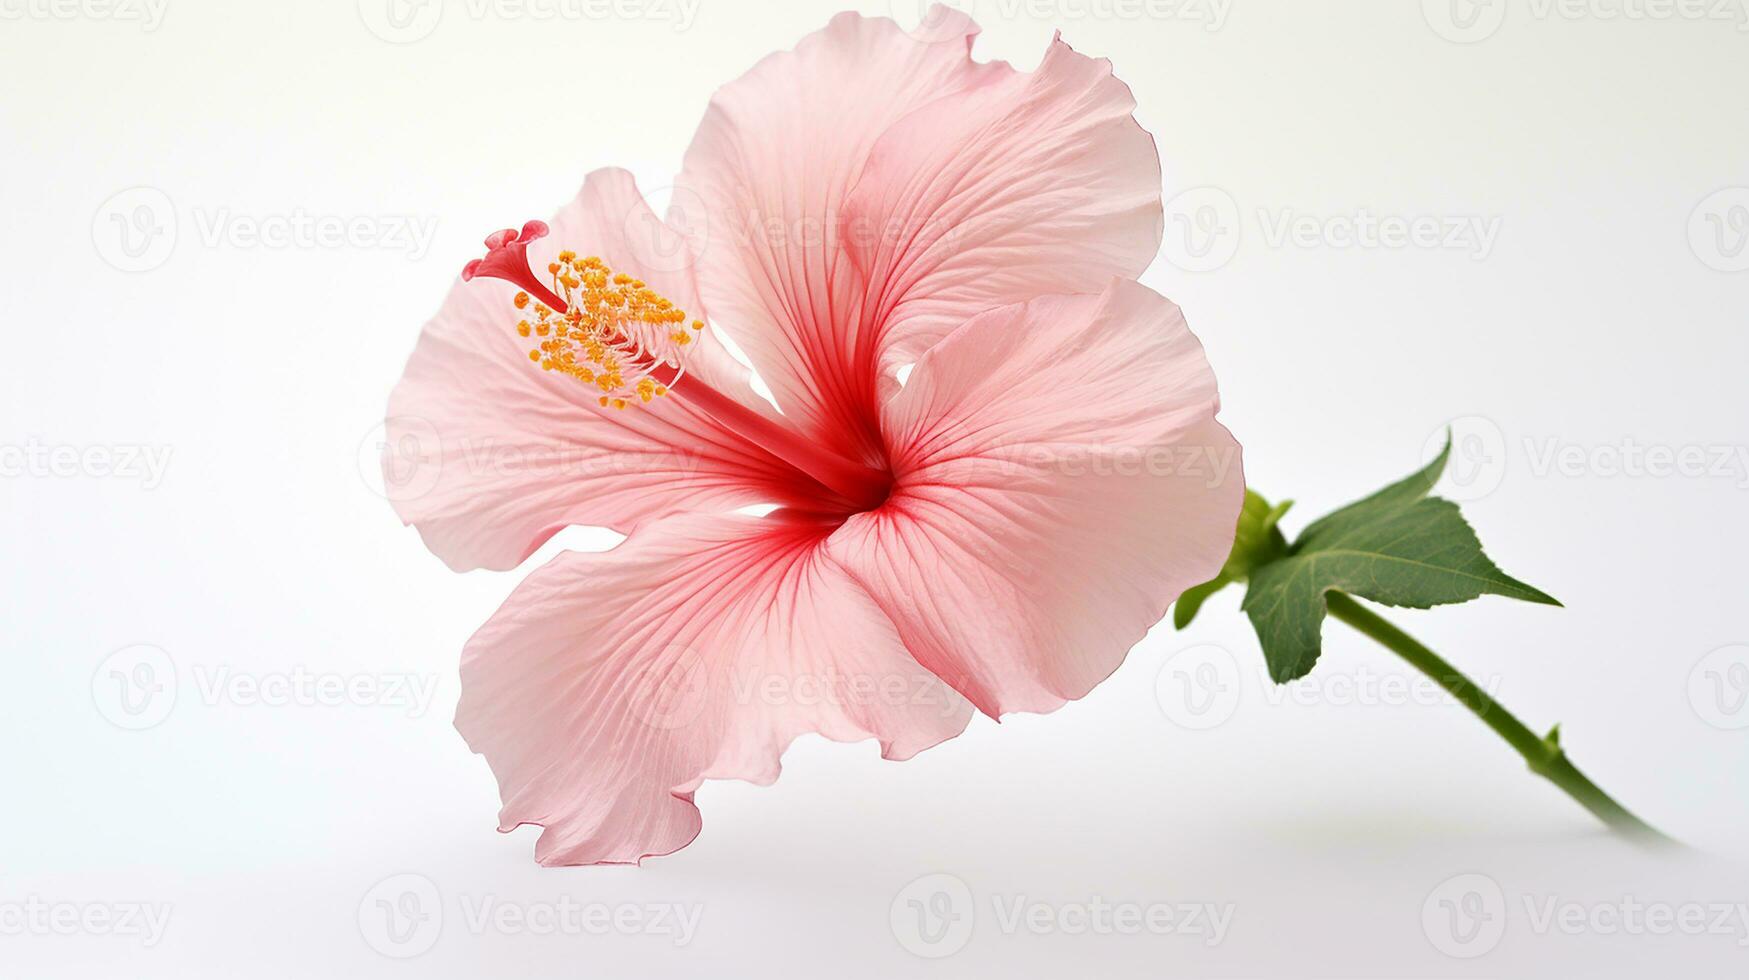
[{"xmin": 1323, "ymin": 591, "xmax": 1677, "ymax": 846}]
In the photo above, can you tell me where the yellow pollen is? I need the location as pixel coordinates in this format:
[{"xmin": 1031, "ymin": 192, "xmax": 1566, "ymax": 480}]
[{"xmin": 509, "ymin": 255, "xmax": 707, "ymax": 410}]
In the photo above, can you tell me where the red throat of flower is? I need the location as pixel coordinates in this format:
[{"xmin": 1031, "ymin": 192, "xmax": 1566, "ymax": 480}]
[{"xmin": 461, "ymin": 221, "xmax": 893, "ymax": 511}]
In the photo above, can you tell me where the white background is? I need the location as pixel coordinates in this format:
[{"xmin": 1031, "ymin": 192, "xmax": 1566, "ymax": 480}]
[{"xmin": 3, "ymin": 0, "xmax": 1747, "ymax": 976}]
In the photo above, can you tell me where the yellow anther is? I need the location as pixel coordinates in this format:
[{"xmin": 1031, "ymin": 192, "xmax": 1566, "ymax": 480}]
[{"xmin": 512, "ymin": 254, "xmax": 707, "ymax": 410}]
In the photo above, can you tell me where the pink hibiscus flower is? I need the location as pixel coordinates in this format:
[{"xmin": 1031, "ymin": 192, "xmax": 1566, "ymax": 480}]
[{"xmin": 387, "ymin": 8, "xmax": 1244, "ymax": 866}]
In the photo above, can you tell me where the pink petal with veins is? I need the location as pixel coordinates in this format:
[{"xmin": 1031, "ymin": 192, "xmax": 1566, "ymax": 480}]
[{"xmin": 456, "ymin": 511, "xmax": 972, "ymax": 866}]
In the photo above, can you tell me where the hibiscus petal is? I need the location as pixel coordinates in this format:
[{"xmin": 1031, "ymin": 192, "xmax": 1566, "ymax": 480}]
[
  {"xmin": 386, "ymin": 168, "xmax": 803, "ymax": 572},
  {"xmin": 456, "ymin": 512, "xmax": 973, "ymax": 866},
  {"xmin": 827, "ymin": 279, "xmax": 1244, "ymax": 718},
  {"xmin": 843, "ymin": 31, "xmax": 1165, "ymax": 389},
  {"xmin": 674, "ymin": 10, "xmax": 1160, "ymax": 460}
]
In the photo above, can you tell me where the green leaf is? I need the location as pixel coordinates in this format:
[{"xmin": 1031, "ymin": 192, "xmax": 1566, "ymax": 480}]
[
  {"xmin": 1173, "ymin": 490, "xmax": 1294, "ymax": 629},
  {"xmin": 1172, "ymin": 577, "xmax": 1230, "ymax": 630},
  {"xmin": 1241, "ymin": 435, "xmax": 1560, "ymax": 683}
]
